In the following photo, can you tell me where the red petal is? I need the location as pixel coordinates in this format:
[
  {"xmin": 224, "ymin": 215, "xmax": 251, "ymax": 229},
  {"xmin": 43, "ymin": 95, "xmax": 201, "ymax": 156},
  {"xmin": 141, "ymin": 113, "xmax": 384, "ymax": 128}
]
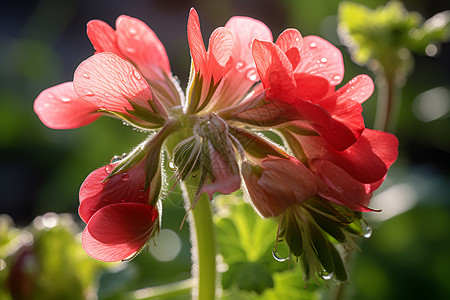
[
  {"xmin": 87, "ymin": 20, "xmax": 126, "ymax": 59},
  {"xmin": 79, "ymin": 161, "xmax": 150, "ymax": 223},
  {"xmin": 73, "ymin": 53, "xmax": 154, "ymax": 113},
  {"xmin": 252, "ymin": 40, "xmax": 296, "ymax": 101},
  {"xmin": 312, "ymin": 160, "xmax": 376, "ymax": 212},
  {"xmin": 82, "ymin": 203, "xmax": 158, "ymax": 262},
  {"xmin": 296, "ymin": 36, "xmax": 344, "ymax": 86},
  {"xmin": 275, "ymin": 29, "xmax": 303, "ymax": 69},
  {"xmin": 187, "ymin": 8, "xmax": 207, "ymax": 74},
  {"xmin": 116, "ymin": 15, "xmax": 171, "ymax": 81},
  {"xmin": 328, "ymin": 129, "xmax": 399, "ymax": 183},
  {"xmin": 295, "ymin": 73, "xmax": 332, "ymax": 102},
  {"xmin": 34, "ymin": 82, "xmax": 100, "ymax": 129}
]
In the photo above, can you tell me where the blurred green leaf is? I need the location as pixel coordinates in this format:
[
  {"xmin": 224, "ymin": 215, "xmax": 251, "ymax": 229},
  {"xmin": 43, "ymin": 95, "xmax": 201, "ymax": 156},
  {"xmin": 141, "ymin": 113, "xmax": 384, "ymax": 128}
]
[{"xmin": 338, "ymin": 1, "xmax": 450, "ymax": 78}]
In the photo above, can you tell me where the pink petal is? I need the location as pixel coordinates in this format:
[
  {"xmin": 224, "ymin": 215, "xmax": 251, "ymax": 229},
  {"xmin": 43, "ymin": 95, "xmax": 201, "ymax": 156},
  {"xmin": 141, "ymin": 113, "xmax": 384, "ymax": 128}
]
[
  {"xmin": 312, "ymin": 159, "xmax": 375, "ymax": 212},
  {"xmin": 275, "ymin": 29, "xmax": 303, "ymax": 69},
  {"xmin": 334, "ymin": 74, "xmax": 374, "ymax": 104},
  {"xmin": 225, "ymin": 16, "xmax": 273, "ymax": 75},
  {"xmin": 34, "ymin": 82, "xmax": 100, "ymax": 129},
  {"xmin": 82, "ymin": 203, "xmax": 158, "ymax": 262},
  {"xmin": 187, "ymin": 8, "xmax": 207, "ymax": 74},
  {"xmin": 208, "ymin": 27, "xmax": 233, "ymax": 83},
  {"xmin": 79, "ymin": 161, "xmax": 150, "ymax": 223},
  {"xmin": 87, "ymin": 20, "xmax": 126, "ymax": 59},
  {"xmin": 201, "ymin": 144, "xmax": 240, "ymax": 199},
  {"xmin": 243, "ymin": 157, "xmax": 317, "ymax": 218},
  {"xmin": 116, "ymin": 15, "xmax": 171, "ymax": 81},
  {"xmin": 296, "ymin": 36, "xmax": 344, "ymax": 86},
  {"xmin": 252, "ymin": 40, "xmax": 296, "ymax": 101},
  {"xmin": 73, "ymin": 53, "xmax": 154, "ymax": 113}
]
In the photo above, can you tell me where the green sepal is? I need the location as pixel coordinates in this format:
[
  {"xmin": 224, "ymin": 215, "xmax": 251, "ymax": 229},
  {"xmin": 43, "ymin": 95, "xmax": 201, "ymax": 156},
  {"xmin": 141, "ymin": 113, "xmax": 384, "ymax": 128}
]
[
  {"xmin": 187, "ymin": 72, "xmax": 202, "ymax": 114},
  {"xmin": 284, "ymin": 215, "xmax": 303, "ymax": 257},
  {"xmin": 308, "ymin": 209, "xmax": 347, "ymax": 243},
  {"xmin": 125, "ymin": 99, "xmax": 166, "ymax": 126},
  {"xmin": 228, "ymin": 125, "xmax": 289, "ymax": 159},
  {"xmin": 308, "ymin": 224, "xmax": 334, "ymax": 275},
  {"xmin": 304, "ymin": 198, "xmax": 355, "ymax": 225},
  {"xmin": 104, "ymin": 142, "xmax": 148, "ymax": 182},
  {"xmin": 328, "ymin": 243, "xmax": 348, "ymax": 282},
  {"xmin": 194, "ymin": 77, "xmax": 221, "ymax": 113}
]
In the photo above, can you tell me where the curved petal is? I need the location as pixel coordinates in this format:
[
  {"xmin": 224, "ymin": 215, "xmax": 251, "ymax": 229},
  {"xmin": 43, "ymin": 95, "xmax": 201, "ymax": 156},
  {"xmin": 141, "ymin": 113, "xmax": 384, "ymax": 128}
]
[
  {"xmin": 328, "ymin": 129, "xmax": 399, "ymax": 183},
  {"xmin": 208, "ymin": 27, "xmax": 233, "ymax": 83},
  {"xmin": 296, "ymin": 36, "xmax": 344, "ymax": 86},
  {"xmin": 252, "ymin": 40, "xmax": 296, "ymax": 101},
  {"xmin": 116, "ymin": 15, "xmax": 171, "ymax": 81},
  {"xmin": 187, "ymin": 8, "xmax": 207, "ymax": 74},
  {"xmin": 225, "ymin": 16, "xmax": 273, "ymax": 74},
  {"xmin": 334, "ymin": 74, "xmax": 374, "ymax": 104},
  {"xmin": 34, "ymin": 82, "xmax": 100, "ymax": 129},
  {"xmin": 82, "ymin": 203, "xmax": 158, "ymax": 262},
  {"xmin": 79, "ymin": 161, "xmax": 150, "ymax": 223},
  {"xmin": 74, "ymin": 53, "xmax": 154, "ymax": 113},
  {"xmin": 312, "ymin": 159, "xmax": 375, "ymax": 212},
  {"xmin": 276, "ymin": 29, "xmax": 303, "ymax": 69},
  {"xmin": 243, "ymin": 157, "xmax": 317, "ymax": 218},
  {"xmin": 87, "ymin": 20, "xmax": 126, "ymax": 59}
]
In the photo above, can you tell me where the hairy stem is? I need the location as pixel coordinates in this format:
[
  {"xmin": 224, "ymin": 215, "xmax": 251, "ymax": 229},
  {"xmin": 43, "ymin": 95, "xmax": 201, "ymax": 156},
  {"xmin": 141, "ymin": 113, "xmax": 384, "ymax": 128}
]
[{"xmin": 181, "ymin": 181, "xmax": 217, "ymax": 300}]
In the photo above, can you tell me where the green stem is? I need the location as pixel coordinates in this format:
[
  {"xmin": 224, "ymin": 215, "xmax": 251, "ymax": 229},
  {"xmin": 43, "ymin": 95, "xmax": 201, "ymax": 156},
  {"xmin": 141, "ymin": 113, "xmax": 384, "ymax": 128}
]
[
  {"xmin": 374, "ymin": 72, "xmax": 400, "ymax": 132},
  {"xmin": 181, "ymin": 181, "xmax": 217, "ymax": 300}
]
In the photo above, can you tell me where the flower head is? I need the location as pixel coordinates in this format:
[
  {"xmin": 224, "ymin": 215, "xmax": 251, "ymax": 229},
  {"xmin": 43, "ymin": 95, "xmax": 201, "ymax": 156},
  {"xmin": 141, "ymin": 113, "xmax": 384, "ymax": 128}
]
[{"xmin": 34, "ymin": 8, "xmax": 398, "ymax": 283}]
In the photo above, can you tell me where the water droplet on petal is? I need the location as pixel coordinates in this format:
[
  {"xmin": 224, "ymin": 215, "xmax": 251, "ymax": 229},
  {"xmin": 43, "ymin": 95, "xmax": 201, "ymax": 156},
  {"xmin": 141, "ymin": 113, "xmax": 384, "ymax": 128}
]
[
  {"xmin": 82, "ymin": 73, "xmax": 90, "ymax": 79},
  {"xmin": 320, "ymin": 57, "xmax": 328, "ymax": 63},
  {"xmin": 110, "ymin": 155, "xmax": 122, "ymax": 163},
  {"xmin": 272, "ymin": 247, "xmax": 291, "ymax": 262},
  {"xmin": 105, "ymin": 165, "xmax": 113, "ymax": 174},
  {"xmin": 125, "ymin": 47, "xmax": 136, "ymax": 54},
  {"xmin": 133, "ymin": 69, "xmax": 142, "ymax": 80},
  {"xmin": 333, "ymin": 74, "xmax": 341, "ymax": 81},
  {"xmin": 85, "ymin": 90, "xmax": 94, "ymax": 96},
  {"xmin": 61, "ymin": 97, "xmax": 71, "ymax": 103},
  {"xmin": 121, "ymin": 173, "xmax": 129, "ymax": 181},
  {"xmin": 235, "ymin": 60, "xmax": 244, "ymax": 71},
  {"xmin": 48, "ymin": 94, "xmax": 54, "ymax": 99},
  {"xmin": 129, "ymin": 27, "xmax": 137, "ymax": 35},
  {"xmin": 168, "ymin": 161, "xmax": 177, "ymax": 171},
  {"xmin": 309, "ymin": 42, "xmax": 317, "ymax": 48},
  {"xmin": 138, "ymin": 189, "xmax": 146, "ymax": 198},
  {"xmin": 246, "ymin": 69, "xmax": 258, "ymax": 81},
  {"xmin": 295, "ymin": 37, "xmax": 300, "ymax": 42}
]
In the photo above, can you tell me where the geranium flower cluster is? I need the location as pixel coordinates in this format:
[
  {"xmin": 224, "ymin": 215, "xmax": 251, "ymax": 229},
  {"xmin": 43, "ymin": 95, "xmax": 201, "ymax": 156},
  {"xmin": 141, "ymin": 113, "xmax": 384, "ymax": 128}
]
[{"xmin": 34, "ymin": 8, "xmax": 398, "ymax": 281}]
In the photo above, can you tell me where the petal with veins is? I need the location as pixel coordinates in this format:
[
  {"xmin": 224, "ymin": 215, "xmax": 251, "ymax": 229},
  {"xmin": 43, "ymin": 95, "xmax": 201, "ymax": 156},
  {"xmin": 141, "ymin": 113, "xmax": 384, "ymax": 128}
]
[{"xmin": 34, "ymin": 82, "xmax": 100, "ymax": 129}]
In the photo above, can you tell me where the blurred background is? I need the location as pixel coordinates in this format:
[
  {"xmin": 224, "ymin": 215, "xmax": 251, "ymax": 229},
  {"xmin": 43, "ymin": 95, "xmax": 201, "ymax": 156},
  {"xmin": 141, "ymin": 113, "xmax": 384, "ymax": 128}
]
[{"xmin": 0, "ymin": 0, "xmax": 449, "ymax": 299}]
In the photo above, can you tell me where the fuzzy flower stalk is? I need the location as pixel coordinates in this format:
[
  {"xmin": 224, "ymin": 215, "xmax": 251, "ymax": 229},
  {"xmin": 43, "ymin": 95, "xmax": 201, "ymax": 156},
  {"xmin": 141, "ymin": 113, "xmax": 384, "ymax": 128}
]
[{"xmin": 34, "ymin": 8, "xmax": 398, "ymax": 298}]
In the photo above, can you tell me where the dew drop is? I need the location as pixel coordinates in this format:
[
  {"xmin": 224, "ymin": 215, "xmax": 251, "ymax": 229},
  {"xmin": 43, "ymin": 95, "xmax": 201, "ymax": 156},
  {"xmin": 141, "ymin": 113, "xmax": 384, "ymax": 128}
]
[
  {"xmin": 120, "ymin": 199, "xmax": 126, "ymax": 203},
  {"xmin": 333, "ymin": 74, "xmax": 341, "ymax": 81},
  {"xmin": 320, "ymin": 57, "xmax": 328, "ymax": 63},
  {"xmin": 363, "ymin": 224, "xmax": 372, "ymax": 238},
  {"xmin": 129, "ymin": 27, "xmax": 137, "ymax": 35},
  {"xmin": 321, "ymin": 272, "xmax": 334, "ymax": 280},
  {"xmin": 246, "ymin": 69, "xmax": 258, "ymax": 81},
  {"xmin": 133, "ymin": 69, "xmax": 142, "ymax": 80},
  {"xmin": 121, "ymin": 173, "xmax": 129, "ymax": 181},
  {"xmin": 138, "ymin": 189, "xmax": 146, "ymax": 198},
  {"xmin": 105, "ymin": 164, "xmax": 113, "ymax": 174},
  {"xmin": 272, "ymin": 247, "xmax": 291, "ymax": 262},
  {"xmin": 47, "ymin": 94, "xmax": 54, "ymax": 99},
  {"xmin": 85, "ymin": 90, "xmax": 94, "ymax": 96},
  {"xmin": 235, "ymin": 60, "xmax": 245, "ymax": 71},
  {"xmin": 82, "ymin": 73, "xmax": 90, "ymax": 79},
  {"xmin": 168, "ymin": 161, "xmax": 177, "ymax": 171},
  {"xmin": 125, "ymin": 47, "xmax": 136, "ymax": 54},
  {"xmin": 110, "ymin": 155, "xmax": 122, "ymax": 163},
  {"xmin": 61, "ymin": 97, "xmax": 71, "ymax": 103},
  {"xmin": 295, "ymin": 37, "xmax": 300, "ymax": 42},
  {"xmin": 309, "ymin": 42, "xmax": 317, "ymax": 48}
]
